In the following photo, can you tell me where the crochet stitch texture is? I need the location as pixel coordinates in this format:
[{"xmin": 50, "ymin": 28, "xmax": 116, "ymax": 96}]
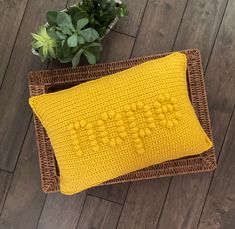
[{"xmin": 29, "ymin": 52, "xmax": 212, "ymax": 194}]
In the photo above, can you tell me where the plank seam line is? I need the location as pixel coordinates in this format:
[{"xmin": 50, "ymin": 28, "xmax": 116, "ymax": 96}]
[
  {"xmin": 111, "ymin": 29, "xmax": 136, "ymax": 38},
  {"xmin": 156, "ymin": 0, "xmax": 229, "ymax": 227},
  {"xmin": 204, "ymin": 0, "xmax": 230, "ymax": 72},
  {"xmin": 87, "ymin": 193, "xmax": 123, "ymax": 206},
  {"xmin": 35, "ymin": 194, "xmax": 48, "ymax": 229},
  {"xmin": 0, "ymin": 168, "xmax": 13, "ymax": 174},
  {"xmin": 195, "ymin": 0, "xmax": 231, "ymax": 224},
  {"xmin": 196, "ymin": 104, "xmax": 235, "ymax": 229},
  {"xmin": 155, "ymin": 178, "xmax": 173, "ymax": 229},
  {"xmin": 0, "ymin": 0, "xmax": 30, "ymax": 90},
  {"xmin": 0, "ymin": 115, "xmax": 32, "ymax": 218},
  {"xmin": 129, "ymin": 0, "xmax": 149, "ymax": 59},
  {"xmin": 74, "ymin": 192, "xmax": 89, "ymax": 229},
  {"xmin": 171, "ymin": 0, "xmax": 190, "ymax": 50}
]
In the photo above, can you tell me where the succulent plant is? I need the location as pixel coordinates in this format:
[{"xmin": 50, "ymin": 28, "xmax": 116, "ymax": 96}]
[
  {"xmin": 31, "ymin": 0, "xmax": 128, "ymax": 67},
  {"xmin": 79, "ymin": 0, "xmax": 129, "ymax": 37},
  {"xmin": 31, "ymin": 26, "xmax": 57, "ymax": 61}
]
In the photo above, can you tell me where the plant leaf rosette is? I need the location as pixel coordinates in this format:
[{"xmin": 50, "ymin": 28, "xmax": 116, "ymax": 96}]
[{"xmin": 31, "ymin": 0, "xmax": 127, "ymax": 67}]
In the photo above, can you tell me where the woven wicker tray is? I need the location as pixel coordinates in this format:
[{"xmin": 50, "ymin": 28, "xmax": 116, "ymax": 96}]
[{"xmin": 28, "ymin": 49, "xmax": 216, "ymax": 193}]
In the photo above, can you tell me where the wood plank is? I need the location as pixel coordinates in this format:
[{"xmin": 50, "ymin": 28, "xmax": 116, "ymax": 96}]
[
  {"xmin": 117, "ymin": 179, "xmax": 170, "ymax": 229},
  {"xmin": 37, "ymin": 192, "xmax": 86, "ymax": 229},
  {"xmin": 197, "ymin": 108, "xmax": 235, "ymax": 229},
  {"xmin": 77, "ymin": 195, "xmax": 122, "ymax": 229},
  {"xmin": 0, "ymin": 0, "xmax": 67, "ymax": 172},
  {"xmin": 116, "ymin": 1, "xmax": 187, "ymax": 227},
  {"xmin": 88, "ymin": 183, "xmax": 129, "ymax": 205},
  {"xmin": 0, "ymin": 121, "xmax": 46, "ymax": 229},
  {"xmin": 132, "ymin": 0, "xmax": 188, "ymax": 57},
  {"xmin": 113, "ymin": 0, "xmax": 148, "ymax": 37},
  {"xmin": 173, "ymin": 0, "xmax": 227, "ymax": 69},
  {"xmin": 67, "ymin": 0, "xmax": 77, "ymax": 6},
  {"xmin": 0, "ymin": 171, "xmax": 11, "ymax": 213},
  {"xmin": 157, "ymin": 173, "xmax": 212, "ymax": 229},
  {"xmin": 101, "ymin": 31, "xmax": 135, "ymax": 62},
  {"xmin": 0, "ymin": 0, "xmax": 28, "ymax": 85},
  {"xmin": 154, "ymin": 1, "xmax": 231, "ymax": 229},
  {"xmin": 204, "ymin": 1, "xmax": 235, "ymax": 155}
]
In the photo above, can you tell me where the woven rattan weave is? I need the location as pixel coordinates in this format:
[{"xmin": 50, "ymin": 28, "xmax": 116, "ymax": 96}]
[{"xmin": 28, "ymin": 49, "xmax": 216, "ymax": 193}]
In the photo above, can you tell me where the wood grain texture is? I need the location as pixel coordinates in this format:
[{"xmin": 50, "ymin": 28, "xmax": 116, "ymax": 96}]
[
  {"xmin": 67, "ymin": 0, "xmax": 77, "ymax": 6},
  {"xmin": 0, "ymin": 171, "xmax": 11, "ymax": 213},
  {"xmin": 154, "ymin": 1, "xmax": 230, "ymax": 228},
  {"xmin": 0, "ymin": 122, "xmax": 46, "ymax": 229},
  {"xmin": 77, "ymin": 195, "xmax": 122, "ymax": 229},
  {"xmin": 101, "ymin": 31, "xmax": 135, "ymax": 62},
  {"xmin": 173, "ymin": 0, "xmax": 227, "ymax": 68},
  {"xmin": 0, "ymin": 0, "xmax": 28, "ymax": 85},
  {"xmin": 157, "ymin": 173, "xmax": 212, "ymax": 229},
  {"xmin": 88, "ymin": 183, "xmax": 129, "ymax": 204},
  {"xmin": 117, "ymin": 178, "xmax": 170, "ymax": 229},
  {"xmin": 204, "ymin": 0, "xmax": 235, "ymax": 155},
  {"xmin": 132, "ymin": 0, "xmax": 188, "ymax": 57},
  {"xmin": 0, "ymin": 0, "xmax": 67, "ymax": 172},
  {"xmin": 113, "ymin": 0, "xmax": 148, "ymax": 37},
  {"xmin": 198, "ymin": 108, "xmax": 235, "ymax": 229},
  {"xmin": 37, "ymin": 192, "xmax": 86, "ymax": 229}
]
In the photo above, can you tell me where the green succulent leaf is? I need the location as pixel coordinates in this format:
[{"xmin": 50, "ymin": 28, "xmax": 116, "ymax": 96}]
[
  {"xmin": 68, "ymin": 6, "xmax": 89, "ymax": 25},
  {"xmin": 56, "ymin": 31, "xmax": 67, "ymax": 40},
  {"xmin": 85, "ymin": 42, "xmax": 102, "ymax": 51},
  {"xmin": 79, "ymin": 28, "xmax": 99, "ymax": 42},
  {"xmin": 33, "ymin": 1, "xmax": 128, "ymax": 66},
  {"xmin": 47, "ymin": 11, "xmax": 58, "ymax": 25},
  {"xmin": 67, "ymin": 34, "xmax": 78, "ymax": 47},
  {"xmin": 77, "ymin": 18, "xmax": 89, "ymax": 31},
  {"xmin": 83, "ymin": 43, "xmax": 101, "ymax": 62},
  {"xmin": 84, "ymin": 50, "xmax": 96, "ymax": 64},
  {"xmin": 57, "ymin": 54, "xmax": 73, "ymax": 63},
  {"xmin": 57, "ymin": 12, "xmax": 74, "ymax": 31},
  {"xmin": 42, "ymin": 45, "xmax": 47, "ymax": 57},
  {"xmin": 72, "ymin": 49, "xmax": 83, "ymax": 67},
  {"xmin": 77, "ymin": 35, "xmax": 85, "ymax": 44},
  {"xmin": 31, "ymin": 33, "xmax": 43, "ymax": 42},
  {"xmin": 48, "ymin": 46, "xmax": 56, "ymax": 58},
  {"xmin": 73, "ymin": 11, "xmax": 89, "ymax": 24},
  {"xmin": 32, "ymin": 41, "xmax": 42, "ymax": 49},
  {"xmin": 47, "ymin": 30, "xmax": 59, "ymax": 40},
  {"xmin": 67, "ymin": 6, "xmax": 81, "ymax": 18},
  {"xmin": 31, "ymin": 26, "xmax": 57, "ymax": 62},
  {"xmin": 62, "ymin": 41, "xmax": 71, "ymax": 57},
  {"xmin": 59, "ymin": 26, "xmax": 73, "ymax": 35},
  {"xmin": 39, "ymin": 48, "xmax": 46, "ymax": 62},
  {"xmin": 117, "ymin": 4, "xmax": 129, "ymax": 17}
]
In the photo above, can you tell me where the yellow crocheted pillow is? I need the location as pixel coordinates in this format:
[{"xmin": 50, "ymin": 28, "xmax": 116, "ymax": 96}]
[{"xmin": 29, "ymin": 52, "xmax": 212, "ymax": 195}]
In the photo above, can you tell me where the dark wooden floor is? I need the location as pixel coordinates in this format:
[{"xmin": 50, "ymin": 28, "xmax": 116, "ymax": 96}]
[{"xmin": 0, "ymin": 0, "xmax": 235, "ymax": 228}]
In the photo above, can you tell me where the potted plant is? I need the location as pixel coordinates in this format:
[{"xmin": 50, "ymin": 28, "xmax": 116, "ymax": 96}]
[{"xmin": 31, "ymin": 0, "xmax": 128, "ymax": 67}]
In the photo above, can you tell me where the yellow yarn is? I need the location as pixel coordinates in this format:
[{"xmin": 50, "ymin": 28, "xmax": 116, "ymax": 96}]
[{"xmin": 29, "ymin": 53, "xmax": 212, "ymax": 195}]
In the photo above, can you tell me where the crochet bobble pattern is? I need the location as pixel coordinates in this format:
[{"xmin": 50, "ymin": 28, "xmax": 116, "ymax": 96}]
[{"xmin": 67, "ymin": 93, "xmax": 182, "ymax": 156}]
